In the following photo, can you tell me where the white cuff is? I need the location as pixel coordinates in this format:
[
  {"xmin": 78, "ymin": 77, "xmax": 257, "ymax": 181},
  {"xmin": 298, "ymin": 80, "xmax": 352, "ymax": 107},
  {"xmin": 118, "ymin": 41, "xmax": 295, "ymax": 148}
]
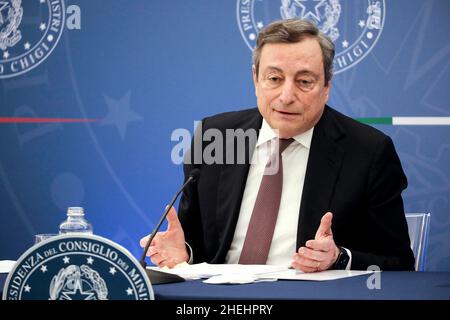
[
  {"xmin": 185, "ymin": 242, "xmax": 193, "ymax": 264},
  {"xmin": 343, "ymin": 247, "xmax": 352, "ymax": 270}
]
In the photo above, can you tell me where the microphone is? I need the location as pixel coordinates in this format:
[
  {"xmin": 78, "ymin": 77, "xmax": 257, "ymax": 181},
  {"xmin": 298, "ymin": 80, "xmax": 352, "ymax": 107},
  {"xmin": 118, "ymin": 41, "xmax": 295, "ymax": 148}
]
[{"xmin": 139, "ymin": 168, "xmax": 200, "ymax": 269}]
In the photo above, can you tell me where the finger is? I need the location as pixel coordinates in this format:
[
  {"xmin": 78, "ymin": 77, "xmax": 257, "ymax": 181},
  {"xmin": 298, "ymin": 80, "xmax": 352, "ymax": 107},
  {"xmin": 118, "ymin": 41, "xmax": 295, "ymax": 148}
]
[
  {"xmin": 166, "ymin": 206, "xmax": 181, "ymax": 231},
  {"xmin": 139, "ymin": 235, "xmax": 149, "ymax": 248},
  {"xmin": 291, "ymin": 258, "xmax": 320, "ymax": 273},
  {"xmin": 297, "ymin": 246, "xmax": 328, "ymax": 261},
  {"xmin": 147, "ymin": 246, "xmax": 161, "ymax": 257},
  {"xmin": 291, "ymin": 263, "xmax": 317, "ymax": 273},
  {"xmin": 150, "ymin": 252, "xmax": 168, "ymax": 266},
  {"xmin": 140, "ymin": 230, "xmax": 167, "ymax": 247},
  {"xmin": 315, "ymin": 212, "xmax": 333, "ymax": 239},
  {"xmin": 164, "ymin": 258, "xmax": 181, "ymax": 269},
  {"xmin": 292, "ymin": 254, "xmax": 320, "ymax": 269},
  {"xmin": 306, "ymin": 239, "xmax": 333, "ymax": 252},
  {"xmin": 141, "ymin": 233, "xmax": 161, "ymax": 251},
  {"xmin": 158, "ymin": 256, "xmax": 183, "ymax": 269}
]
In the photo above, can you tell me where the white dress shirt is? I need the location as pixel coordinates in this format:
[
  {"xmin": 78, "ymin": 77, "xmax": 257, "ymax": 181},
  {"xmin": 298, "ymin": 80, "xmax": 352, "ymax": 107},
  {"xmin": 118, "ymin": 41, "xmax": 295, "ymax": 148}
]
[{"xmin": 225, "ymin": 119, "xmax": 313, "ymax": 266}]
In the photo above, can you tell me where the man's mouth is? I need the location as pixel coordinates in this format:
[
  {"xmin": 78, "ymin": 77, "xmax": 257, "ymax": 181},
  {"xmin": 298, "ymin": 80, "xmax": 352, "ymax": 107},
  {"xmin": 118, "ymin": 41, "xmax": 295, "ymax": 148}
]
[{"xmin": 273, "ymin": 109, "xmax": 300, "ymax": 116}]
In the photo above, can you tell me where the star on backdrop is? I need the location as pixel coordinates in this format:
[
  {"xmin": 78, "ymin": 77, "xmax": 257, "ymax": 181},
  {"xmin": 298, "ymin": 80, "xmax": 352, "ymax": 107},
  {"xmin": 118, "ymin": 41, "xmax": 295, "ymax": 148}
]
[
  {"xmin": 102, "ymin": 91, "xmax": 143, "ymax": 140},
  {"xmin": 297, "ymin": 0, "xmax": 325, "ymax": 21}
]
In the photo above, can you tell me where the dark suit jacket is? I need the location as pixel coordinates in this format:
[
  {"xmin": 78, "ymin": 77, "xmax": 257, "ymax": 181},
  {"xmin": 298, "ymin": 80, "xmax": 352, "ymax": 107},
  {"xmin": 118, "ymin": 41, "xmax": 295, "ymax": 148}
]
[{"xmin": 178, "ymin": 106, "xmax": 415, "ymax": 270}]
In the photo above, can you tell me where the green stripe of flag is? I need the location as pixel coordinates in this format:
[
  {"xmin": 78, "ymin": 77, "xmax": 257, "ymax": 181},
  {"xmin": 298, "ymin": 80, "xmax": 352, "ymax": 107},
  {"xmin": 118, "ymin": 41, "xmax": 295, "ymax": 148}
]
[{"xmin": 356, "ymin": 117, "xmax": 392, "ymax": 125}]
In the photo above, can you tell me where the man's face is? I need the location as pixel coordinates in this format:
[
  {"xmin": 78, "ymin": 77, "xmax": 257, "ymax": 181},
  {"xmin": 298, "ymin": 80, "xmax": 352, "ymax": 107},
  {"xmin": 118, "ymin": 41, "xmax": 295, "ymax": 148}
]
[{"xmin": 253, "ymin": 37, "xmax": 331, "ymax": 138}]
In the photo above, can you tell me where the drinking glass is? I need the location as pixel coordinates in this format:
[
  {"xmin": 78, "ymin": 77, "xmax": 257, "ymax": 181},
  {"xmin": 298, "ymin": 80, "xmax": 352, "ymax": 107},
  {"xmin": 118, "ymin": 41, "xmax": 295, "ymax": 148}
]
[{"xmin": 34, "ymin": 233, "xmax": 57, "ymax": 244}]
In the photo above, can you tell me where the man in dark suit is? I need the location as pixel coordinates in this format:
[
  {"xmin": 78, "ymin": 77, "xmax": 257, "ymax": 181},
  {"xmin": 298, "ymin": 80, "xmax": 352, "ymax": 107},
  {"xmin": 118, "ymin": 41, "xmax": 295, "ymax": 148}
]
[{"xmin": 141, "ymin": 19, "xmax": 415, "ymax": 272}]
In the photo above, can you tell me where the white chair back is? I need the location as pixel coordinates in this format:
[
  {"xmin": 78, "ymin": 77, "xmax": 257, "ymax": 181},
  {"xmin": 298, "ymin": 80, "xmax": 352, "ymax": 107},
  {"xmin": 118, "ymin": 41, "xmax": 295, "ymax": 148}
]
[{"xmin": 405, "ymin": 213, "xmax": 431, "ymax": 271}]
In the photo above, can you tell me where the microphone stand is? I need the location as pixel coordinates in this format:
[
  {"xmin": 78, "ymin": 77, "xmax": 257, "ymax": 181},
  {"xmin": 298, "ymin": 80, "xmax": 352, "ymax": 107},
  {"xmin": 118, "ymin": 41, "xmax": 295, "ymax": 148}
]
[{"xmin": 139, "ymin": 171, "xmax": 198, "ymax": 284}]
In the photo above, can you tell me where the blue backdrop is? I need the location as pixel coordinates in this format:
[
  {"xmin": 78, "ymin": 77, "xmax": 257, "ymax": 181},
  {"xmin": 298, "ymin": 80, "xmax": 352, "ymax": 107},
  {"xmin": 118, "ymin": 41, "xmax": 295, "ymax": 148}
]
[{"xmin": 0, "ymin": 0, "xmax": 449, "ymax": 271}]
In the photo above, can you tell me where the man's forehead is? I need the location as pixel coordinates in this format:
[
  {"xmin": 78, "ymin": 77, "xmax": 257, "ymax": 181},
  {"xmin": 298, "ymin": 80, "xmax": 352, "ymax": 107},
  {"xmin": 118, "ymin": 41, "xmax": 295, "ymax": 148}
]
[{"xmin": 259, "ymin": 40, "xmax": 322, "ymax": 62}]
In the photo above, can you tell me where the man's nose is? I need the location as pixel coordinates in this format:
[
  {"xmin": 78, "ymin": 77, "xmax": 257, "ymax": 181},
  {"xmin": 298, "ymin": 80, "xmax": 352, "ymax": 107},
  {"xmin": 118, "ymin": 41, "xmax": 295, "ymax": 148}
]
[{"xmin": 278, "ymin": 81, "xmax": 296, "ymax": 105}]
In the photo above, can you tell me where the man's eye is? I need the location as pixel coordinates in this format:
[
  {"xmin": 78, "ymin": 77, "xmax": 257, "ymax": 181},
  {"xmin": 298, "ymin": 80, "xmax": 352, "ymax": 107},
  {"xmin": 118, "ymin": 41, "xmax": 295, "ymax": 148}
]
[
  {"xmin": 298, "ymin": 79, "xmax": 314, "ymax": 88},
  {"xmin": 268, "ymin": 77, "xmax": 280, "ymax": 82}
]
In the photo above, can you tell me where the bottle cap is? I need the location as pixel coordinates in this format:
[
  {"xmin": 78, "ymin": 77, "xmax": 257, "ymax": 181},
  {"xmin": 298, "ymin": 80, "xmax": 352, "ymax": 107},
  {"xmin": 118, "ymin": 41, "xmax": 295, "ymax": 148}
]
[{"xmin": 67, "ymin": 207, "xmax": 84, "ymax": 216}]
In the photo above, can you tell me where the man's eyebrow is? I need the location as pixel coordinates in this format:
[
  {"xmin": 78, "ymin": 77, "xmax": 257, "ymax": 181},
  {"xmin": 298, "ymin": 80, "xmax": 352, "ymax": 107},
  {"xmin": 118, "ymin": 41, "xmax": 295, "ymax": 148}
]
[
  {"xmin": 295, "ymin": 70, "xmax": 319, "ymax": 79},
  {"xmin": 263, "ymin": 66, "xmax": 319, "ymax": 79},
  {"xmin": 263, "ymin": 66, "xmax": 283, "ymax": 73}
]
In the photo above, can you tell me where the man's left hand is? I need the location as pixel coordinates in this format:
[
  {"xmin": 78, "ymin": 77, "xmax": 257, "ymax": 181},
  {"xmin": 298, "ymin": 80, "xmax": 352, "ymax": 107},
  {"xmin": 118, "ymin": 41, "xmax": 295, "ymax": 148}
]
[{"xmin": 291, "ymin": 212, "xmax": 340, "ymax": 273}]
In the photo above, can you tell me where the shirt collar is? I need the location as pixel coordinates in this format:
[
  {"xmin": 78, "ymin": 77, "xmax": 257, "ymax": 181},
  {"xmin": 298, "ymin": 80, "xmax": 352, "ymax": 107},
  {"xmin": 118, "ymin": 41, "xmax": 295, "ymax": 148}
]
[{"xmin": 257, "ymin": 119, "xmax": 314, "ymax": 149}]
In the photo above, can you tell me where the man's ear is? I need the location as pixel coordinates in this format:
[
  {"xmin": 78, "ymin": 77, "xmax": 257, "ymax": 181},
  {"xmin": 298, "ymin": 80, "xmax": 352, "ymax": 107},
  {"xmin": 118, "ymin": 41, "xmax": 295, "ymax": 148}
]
[
  {"xmin": 252, "ymin": 65, "xmax": 258, "ymax": 96},
  {"xmin": 324, "ymin": 75, "xmax": 332, "ymax": 101}
]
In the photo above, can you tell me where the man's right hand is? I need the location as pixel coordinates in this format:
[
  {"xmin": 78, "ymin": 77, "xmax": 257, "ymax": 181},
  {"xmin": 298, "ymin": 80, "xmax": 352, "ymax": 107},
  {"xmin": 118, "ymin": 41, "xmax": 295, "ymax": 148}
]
[{"xmin": 139, "ymin": 207, "xmax": 189, "ymax": 268}]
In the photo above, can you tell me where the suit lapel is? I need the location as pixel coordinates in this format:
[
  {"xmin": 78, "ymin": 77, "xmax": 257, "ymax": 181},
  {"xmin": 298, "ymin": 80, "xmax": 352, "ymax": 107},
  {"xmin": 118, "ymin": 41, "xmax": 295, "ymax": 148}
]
[
  {"xmin": 296, "ymin": 107, "xmax": 345, "ymax": 249},
  {"xmin": 214, "ymin": 110, "xmax": 262, "ymax": 262}
]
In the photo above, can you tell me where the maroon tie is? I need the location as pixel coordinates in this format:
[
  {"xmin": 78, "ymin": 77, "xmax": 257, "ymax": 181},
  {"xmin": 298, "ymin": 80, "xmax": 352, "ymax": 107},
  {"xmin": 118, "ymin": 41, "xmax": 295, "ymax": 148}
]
[{"xmin": 239, "ymin": 138, "xmax": 294, "ymax": 264}]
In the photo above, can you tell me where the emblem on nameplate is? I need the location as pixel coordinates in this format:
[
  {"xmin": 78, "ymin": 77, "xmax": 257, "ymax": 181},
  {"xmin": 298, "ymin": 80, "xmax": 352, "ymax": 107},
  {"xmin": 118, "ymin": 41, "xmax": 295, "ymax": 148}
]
[{"xmin": 3, "ymin": 234, "xmax": 154, "ymax": 300}]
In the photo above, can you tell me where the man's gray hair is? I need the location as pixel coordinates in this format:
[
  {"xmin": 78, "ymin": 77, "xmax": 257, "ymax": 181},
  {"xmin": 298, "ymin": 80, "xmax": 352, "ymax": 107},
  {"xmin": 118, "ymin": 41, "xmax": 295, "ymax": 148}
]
[{"xmin": 253, "ymin": 19, "xmax": 335, "ymax": 85}]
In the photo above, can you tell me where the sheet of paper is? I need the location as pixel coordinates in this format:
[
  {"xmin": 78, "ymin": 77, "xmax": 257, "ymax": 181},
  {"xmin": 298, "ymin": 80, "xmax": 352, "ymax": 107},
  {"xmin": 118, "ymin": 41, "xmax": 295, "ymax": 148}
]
[
  {"xmin": 148, "ymin": 263, "xmax": 373, "ymax": 284},
  {"xmin": 203, "ymin": 274, "xmax": 278, "ymax": 284},
  {"xmin": 148, "ymin": 263, "xmax": 289, "ymax": 280},
  {"xmin": 0, "ymin": 260, "xmax": 16, "ymax": 273},
  {"xmin": 258, "ymin": 269, "xmax": 373, "ymax": 281}
]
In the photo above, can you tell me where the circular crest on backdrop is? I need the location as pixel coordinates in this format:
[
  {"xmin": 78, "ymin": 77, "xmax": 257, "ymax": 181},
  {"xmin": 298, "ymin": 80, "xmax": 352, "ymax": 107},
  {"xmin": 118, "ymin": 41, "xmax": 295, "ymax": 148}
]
[
  {"xmin": 0, "ymin": 0, "xmax": 65, "ymax": 78},
  {"xmin": 236, "ymin": 0, "xmax": 385, "ymax": 74},
  {"xmin": 3, "ymin": 234, "xmax": 154, "ymax": 300}
]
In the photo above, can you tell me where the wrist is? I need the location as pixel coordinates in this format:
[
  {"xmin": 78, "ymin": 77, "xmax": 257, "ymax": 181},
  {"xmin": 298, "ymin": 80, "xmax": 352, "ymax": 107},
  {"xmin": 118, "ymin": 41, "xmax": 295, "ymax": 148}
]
[
  {"xmin": 333, "ymin": 246, "xmax": 350, "ymax": 270},
  {"xmin": 333, "ymin": 245, "xmax": 340, "ymax": 264},
  {"xmin": 181, "ymin": 248, "xmax": 189, "ymax": 263}
]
